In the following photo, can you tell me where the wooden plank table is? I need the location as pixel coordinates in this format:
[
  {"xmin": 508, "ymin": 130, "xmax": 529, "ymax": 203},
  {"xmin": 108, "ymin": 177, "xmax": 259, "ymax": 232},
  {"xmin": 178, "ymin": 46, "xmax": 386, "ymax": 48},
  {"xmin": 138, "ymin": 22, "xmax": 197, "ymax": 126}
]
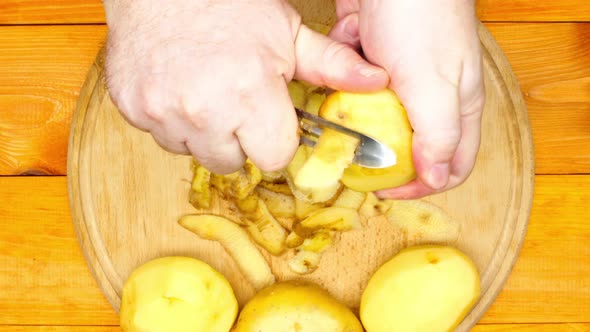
[{"xmin": 1, "ymin": 1, "xmax": 589, "ymax": 331}]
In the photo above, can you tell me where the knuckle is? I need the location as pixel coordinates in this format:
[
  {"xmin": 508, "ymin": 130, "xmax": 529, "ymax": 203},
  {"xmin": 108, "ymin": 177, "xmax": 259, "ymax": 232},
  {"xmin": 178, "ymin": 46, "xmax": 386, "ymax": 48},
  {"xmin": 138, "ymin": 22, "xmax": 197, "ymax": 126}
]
[
  {"xmin": 323, "ymin": 42, "xmax": 352, "ymax": 69},
  {"xmin": 182, "ymin": 105, "xmax": 210, "ymax": 130},
  {"xmin": 418, "ymin": 131, "xmax": 462, "ymax": 157},
  {"xmin": 143, "ymin": 105, "xmax": 165, "ymax": 123}
]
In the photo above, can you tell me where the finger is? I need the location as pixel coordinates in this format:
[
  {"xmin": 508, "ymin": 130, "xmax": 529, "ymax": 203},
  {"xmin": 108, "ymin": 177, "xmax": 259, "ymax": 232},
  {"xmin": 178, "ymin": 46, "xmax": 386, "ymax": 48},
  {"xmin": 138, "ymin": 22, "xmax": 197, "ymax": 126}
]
[
  {"xmin": 235, "ymin": 75, "xmax": 299, "ymax": 172},
  {"xmin": 376, "ymin": 108, "xmax": 483, "ymax": 200},
  {"xmin": 294, "ymin": 25, "xmax": 389, "ymax": 92},
  {"xmin": 375, "ymin": 178, "xmax": 435, "ymax": 200},
  {"xmin": 150, "ymin": 129, "xmax": 190, "ymax": 155},
  {"xmin": 335, "ymin": 0, "xmax": 360, "ymax": 20},
  {"xmin": 185, "ymin": 131, "xmax": 246, "ymax": 175},
  {"xmin": 397, "ymin": 77, "xmax": 462, "ymax": 191},
  {"xmin": 147, "ymin": 108, "xmax": 194, "ymax": 155},
  {"xmin": 448, "ymin": 97, "xmax": 484, "ymax": 185},
  {"xmin": 327, "ymin": 13, "xmax": 361, "ymax": 49}
]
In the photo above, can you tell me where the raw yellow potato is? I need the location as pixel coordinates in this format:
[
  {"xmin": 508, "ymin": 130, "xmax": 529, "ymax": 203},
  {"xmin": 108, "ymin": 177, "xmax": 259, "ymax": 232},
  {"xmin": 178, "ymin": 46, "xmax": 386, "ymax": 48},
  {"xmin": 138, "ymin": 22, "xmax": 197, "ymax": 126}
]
[
  {"xmin": 211, "ymin": 160, "xmax": 261, "ymax": 201},
  {"xmin": 288, "ymin": 80, "xmax": 307, "ymax": 110},
  {"xmin": 120, "ymin": 256, "xmax": 238, "ymax": 332},
  {"xmin": 188, "ymin": 162, "xmax": 212, "ymax": 209},
  {"xmin": 293, "ymin": 206, "xmax": 360, "ymax": 237},
  {"xmin": 178, "ymin": 215, "xmax": 275, "ymax": 291},
  {"xmin": 332, "ymin": 188, "xmax": 366, "ymax": 210},
  {"xmin": 287, "ymin": 250, "xmax": 322, "ymax": 274},
  {"xmin": 255, "ymin": 187, "xmax": 295, "ymax": 219},
  {"xmin": 233, "ymin": 280, "xmax": 363, "ymax": 332},
  {"xmin": 360, "ymin": 245, "xmax": 481, "ymax": 332},
  {"xmin": 358, "ymin": 193, "xmax": 394, "ymax": 219},
  {"xmin": 294, "ymin": 128, "xmax": 359, "ymax": 203},
  {"xmin": 386, "ymin": 200, "xmax": 460, "ymax": 244},
  {"xmin": 257, "ymin": 181, "xmax": 292, "ymax": 195},
  {"xmin": 320, "ymin": 89, "xmax": 417, "ymax": 191}
]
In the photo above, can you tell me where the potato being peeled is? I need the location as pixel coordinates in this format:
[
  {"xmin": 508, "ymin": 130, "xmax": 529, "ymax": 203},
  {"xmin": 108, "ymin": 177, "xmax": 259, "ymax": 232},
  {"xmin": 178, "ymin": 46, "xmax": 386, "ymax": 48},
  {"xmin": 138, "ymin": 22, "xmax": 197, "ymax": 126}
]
[
  {"xmin": 360, "ymin": 245, "xmax": 481, "ymax": 332},
  {"xmin": 320, "ymin": 89, "xmax": 416, "ymax": 191},
  {"xmin": 120, "ymin": 256, "xmax": 238, "ymax": 332},
  {"xmin": 234, "ymin": 280, "xmax": 363, "ymax": 332}
]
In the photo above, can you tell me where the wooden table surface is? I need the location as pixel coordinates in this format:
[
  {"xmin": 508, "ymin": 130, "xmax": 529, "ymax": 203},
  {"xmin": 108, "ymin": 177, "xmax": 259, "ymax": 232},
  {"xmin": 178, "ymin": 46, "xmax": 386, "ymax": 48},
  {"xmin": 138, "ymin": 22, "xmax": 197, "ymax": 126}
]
[{"xmin": 0, "ymin": 1, "xmax": 589, "ymax": 331}]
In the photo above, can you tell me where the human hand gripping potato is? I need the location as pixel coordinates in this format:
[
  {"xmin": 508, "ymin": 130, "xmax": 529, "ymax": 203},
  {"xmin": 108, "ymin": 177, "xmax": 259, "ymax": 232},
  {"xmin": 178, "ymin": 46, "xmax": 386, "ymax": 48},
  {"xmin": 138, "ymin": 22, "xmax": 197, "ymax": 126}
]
[
  {"xmin": 329, "ymin": 0, "xmax": 486, "ymax": 198},
  {"xmin": 102, "ymin": 0, "xmax": 389, "ymax": 174}
]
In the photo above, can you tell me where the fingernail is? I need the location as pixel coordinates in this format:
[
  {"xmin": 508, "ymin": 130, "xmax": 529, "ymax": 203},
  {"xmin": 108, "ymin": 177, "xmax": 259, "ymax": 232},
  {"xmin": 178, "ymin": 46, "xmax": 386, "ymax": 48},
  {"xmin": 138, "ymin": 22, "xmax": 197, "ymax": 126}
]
[
  {"xmin": 428, "ymin": 163, "xmax": 449, "ymax": 189},
  {"xmin": 358, "ymin": 63, "xmax": 384, "ymax": 78}
]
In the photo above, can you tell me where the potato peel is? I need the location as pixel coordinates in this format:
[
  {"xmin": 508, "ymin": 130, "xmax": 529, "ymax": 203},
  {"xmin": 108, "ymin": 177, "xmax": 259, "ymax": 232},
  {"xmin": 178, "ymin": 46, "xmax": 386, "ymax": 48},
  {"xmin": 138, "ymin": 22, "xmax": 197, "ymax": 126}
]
[
  {"xmin": 255, "ymin": 187, "xmax": 295, "ymax": 219},
  {"xmin": 294, "ymin": 207, "xmax": 361, "ymax": 237},
  {"xmin": 386, "ymin": 200, "xmax": 460, "ymax": 244},
  {"xmin": 358, "ymin": 193, "xmax": 394, "ymax": 219},
  {"xmin": 189, "ymin": 162, "xmax": 212, "ymax": 209},
  {"xmin": 332, "ymin": 188, "xmax": 366, "ymax": 210},
  {"xmin": 178, "ymin": 214, "xmax": 275, "ymax": 291},
  {"xmin": 242, "ymin": 198, "xmax": 288, "ymax": 255}
]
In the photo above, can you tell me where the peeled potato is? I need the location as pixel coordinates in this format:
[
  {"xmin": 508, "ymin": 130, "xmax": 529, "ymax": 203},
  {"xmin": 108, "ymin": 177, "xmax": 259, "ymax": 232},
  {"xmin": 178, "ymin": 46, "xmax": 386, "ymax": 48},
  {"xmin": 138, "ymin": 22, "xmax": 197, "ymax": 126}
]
[
  {"xmin": 360, "ymin": 245, "xmax": 481, "ymax": 332},
  {"xmin": 120, "ymin": 256, "xmax": 238, "ymax": 332},
  {"xmin": 233, "ymin": 280, "xmax": 363, "ymax": 332},
  {"xmin": 320, "ymin": 89, "xmax": 417, "ymax": 191}
]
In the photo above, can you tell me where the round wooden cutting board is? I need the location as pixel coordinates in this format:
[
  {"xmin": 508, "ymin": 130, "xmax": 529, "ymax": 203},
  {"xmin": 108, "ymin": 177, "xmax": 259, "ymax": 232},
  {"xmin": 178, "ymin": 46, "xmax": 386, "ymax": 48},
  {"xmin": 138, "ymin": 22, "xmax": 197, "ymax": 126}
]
[{"xmin": 67, "ymin": 4, "xmax": 534, "ymax": 331}]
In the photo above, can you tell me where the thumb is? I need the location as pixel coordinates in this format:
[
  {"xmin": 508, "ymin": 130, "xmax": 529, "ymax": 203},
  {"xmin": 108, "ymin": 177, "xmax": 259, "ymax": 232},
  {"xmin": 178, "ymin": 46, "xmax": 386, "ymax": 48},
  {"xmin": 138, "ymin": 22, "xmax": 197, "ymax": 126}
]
[
  {"xmin": 327, "ymin": 13, "xmax": 361, "ymax": 49},
  {"xmin": 293, "ymin": 24, "xmax": 388, "ymax": 92},
  {"xmin": 400, "ymin": 77, "xmax": 462, "ymax": 190}
]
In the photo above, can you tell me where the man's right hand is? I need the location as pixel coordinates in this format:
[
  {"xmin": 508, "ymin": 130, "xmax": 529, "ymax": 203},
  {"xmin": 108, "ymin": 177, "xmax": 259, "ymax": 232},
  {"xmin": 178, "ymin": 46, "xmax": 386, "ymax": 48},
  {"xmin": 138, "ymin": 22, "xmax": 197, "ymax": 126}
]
[{"xmin": 103, "ymin": 0, "xmax": 389, "ymax": 174}]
